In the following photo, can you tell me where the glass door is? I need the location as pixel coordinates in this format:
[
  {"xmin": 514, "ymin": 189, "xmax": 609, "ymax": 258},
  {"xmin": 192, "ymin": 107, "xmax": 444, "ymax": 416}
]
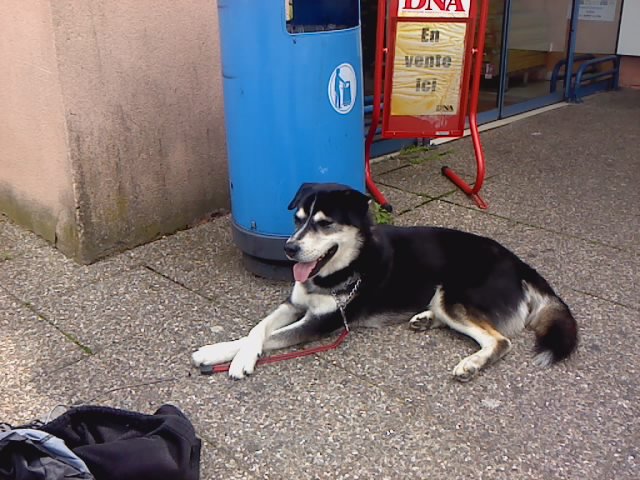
[
  {"xmin": 500, "ymin": 0, "xmax": 573, "ymax": 116},
  {"xmin": 476, "ymin": 0, "xmax": 574, "ymax": 120}
]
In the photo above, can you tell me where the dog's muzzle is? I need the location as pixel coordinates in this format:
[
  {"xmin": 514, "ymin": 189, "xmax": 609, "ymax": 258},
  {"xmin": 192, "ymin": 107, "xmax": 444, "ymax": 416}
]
[
  {"xmin": 284, "ymin": 240, "xmax": 300, "ymax": 260},
  {"xmin": 285, "ymin": 243, "xmax": 339, "ymax": 283}
]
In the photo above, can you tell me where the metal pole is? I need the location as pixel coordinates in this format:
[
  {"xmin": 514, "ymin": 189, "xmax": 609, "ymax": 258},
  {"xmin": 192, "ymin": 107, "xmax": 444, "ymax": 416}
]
[
  {"xmin": 364, "ymin": 0, "xmax": 392, "ymax": 211},
  {"xmin": 442, "ymin": 0, "xmax": 490, "ymax": 209}
]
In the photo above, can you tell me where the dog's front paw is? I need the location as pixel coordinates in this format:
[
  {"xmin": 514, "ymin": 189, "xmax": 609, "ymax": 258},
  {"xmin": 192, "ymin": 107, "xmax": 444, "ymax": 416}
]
[
  {"xmin": 191, "ymin": 341, "xmax": 241, "ymax": 368},
  {"xmin": 228, "ymin": 339, "xmax": 262, "ymax": 379}
]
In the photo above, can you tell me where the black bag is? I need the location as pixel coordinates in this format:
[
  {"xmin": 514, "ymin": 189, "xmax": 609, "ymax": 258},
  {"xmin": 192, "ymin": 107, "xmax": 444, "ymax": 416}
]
[{"xmin": 1, "ymin": 404, "xmax": 201, "ymax": 480}]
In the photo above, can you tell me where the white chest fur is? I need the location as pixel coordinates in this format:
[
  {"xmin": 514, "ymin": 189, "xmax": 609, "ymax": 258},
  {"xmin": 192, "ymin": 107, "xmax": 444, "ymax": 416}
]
[{"xmin": 291, "ymin": 282, "xmax": 337, "ymax": 316}]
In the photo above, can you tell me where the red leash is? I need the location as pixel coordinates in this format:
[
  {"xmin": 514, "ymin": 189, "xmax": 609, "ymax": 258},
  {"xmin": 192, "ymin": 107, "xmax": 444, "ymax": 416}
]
[{"xmin": 206, "ymin": 328, "xmax": 350, "ymax": 374}]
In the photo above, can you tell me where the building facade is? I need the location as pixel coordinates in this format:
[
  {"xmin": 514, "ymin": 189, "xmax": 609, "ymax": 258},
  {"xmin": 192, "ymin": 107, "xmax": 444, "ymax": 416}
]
[{"xmin": 0, "ymin": 0, "xmax": 637, "ymax": 263}]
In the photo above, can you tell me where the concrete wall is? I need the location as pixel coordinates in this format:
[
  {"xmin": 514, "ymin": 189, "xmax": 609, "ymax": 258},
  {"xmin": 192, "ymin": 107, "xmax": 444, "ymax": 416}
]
[
  {"xmin": 617, "ymin": 0, "xmax": 640, "ymax": 89},
  {"xmin": 0, "ymin": 0, "xmax": 77, "ymax": 250},
  {"xmin": 619, "ymin": 56, "xmax": 640, "ymax": 89},
  {"xmin": 0, "ymin": 0, "xmax": 229, "ymax": 263}
]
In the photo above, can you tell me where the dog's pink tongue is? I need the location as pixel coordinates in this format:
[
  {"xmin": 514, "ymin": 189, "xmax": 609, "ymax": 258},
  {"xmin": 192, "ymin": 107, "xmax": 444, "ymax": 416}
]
[{"xmin": 293, "ymin": 261, "xmax": 317, "ymax": 283}]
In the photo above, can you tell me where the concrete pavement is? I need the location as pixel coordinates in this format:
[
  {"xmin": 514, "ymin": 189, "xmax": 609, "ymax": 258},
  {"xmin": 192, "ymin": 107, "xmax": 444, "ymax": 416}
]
[{"xmin": 1, "ymin": 90, "xmax": 638, "ymax": 479}]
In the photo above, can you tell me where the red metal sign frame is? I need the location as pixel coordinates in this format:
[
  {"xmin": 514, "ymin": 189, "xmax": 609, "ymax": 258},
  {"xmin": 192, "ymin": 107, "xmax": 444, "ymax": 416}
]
[{"xmin": 365, "ymin": 0, "xmax": 490, "ymax": 210}]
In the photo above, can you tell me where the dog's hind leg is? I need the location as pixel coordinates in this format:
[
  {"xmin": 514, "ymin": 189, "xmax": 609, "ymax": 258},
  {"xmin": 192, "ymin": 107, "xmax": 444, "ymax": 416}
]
[
  {"xmin": 428, "ymin": 288, "xmax": 512, "ymax": 381},
  {"xmin": 448, "ymin": 318, "xmax": 512, "ymax": 382}
]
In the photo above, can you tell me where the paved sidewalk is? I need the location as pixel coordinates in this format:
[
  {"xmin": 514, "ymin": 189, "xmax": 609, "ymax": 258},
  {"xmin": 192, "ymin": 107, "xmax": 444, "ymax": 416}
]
[{"xmin": 1, "ymin": 90, "xmax": 638, "ymax": 479}]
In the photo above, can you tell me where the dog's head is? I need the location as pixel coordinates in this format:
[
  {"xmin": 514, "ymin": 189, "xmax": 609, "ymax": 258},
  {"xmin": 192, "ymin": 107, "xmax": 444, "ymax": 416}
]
[{"xmin": 284, "ymin": 183, "xmax": 371, "ymax": 283}]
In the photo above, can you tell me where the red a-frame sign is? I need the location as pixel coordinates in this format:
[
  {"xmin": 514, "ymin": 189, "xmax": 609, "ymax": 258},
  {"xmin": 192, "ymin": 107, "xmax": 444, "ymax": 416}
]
[
  {"xmin": 365, "ymin": 0, "xmax": 489, "ymax": 209},
  {"xmin": 383, "ymin": 0, "xmax": 476, "ymax": 138}
]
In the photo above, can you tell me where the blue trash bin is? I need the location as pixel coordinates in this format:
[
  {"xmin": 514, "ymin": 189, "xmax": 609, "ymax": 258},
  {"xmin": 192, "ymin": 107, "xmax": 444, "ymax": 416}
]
[{"xmin": 218, "ymin": 0, "xmax": 365, "ymax": 279}]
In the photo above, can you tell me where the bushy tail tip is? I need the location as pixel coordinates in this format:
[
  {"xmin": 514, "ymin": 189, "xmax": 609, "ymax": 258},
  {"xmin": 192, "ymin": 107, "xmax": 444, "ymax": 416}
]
[{"xmin": 532, "ymin": 301, "xmax": 578, "ymax": 367}]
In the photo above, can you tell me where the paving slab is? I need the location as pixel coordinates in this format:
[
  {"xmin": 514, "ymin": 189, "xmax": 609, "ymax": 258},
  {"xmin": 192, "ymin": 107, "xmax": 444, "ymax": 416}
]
[
  {"xmin": 377, "ymin": 158, "xmax": 468, "ymax": 201},
  {"xmin": 128, "ymin": 216, "xmax": 291, "ymax": 308},
  {"xmin": 371, "ymin": 142, "xmax": 478, "ymax": 180},
  {"xmin": 0, "ymin": 214, "xmax": 238, "ymax": 311},
  {"xmin": 471, "ymin": 102, "xmax": 640, "ymax": 180},
  {"xmin": 199, "ymin": 439, "xmax": 259, "ymax": 480},
  {"xmin": 471, "ymin": 155, "xmax": 640, "ymax": 252},
  {"xmin": 375, "ymin": 92, "xmax": 640, "ymax": 253},
  {"xmin": 370, "ymin": 153, "xmax": 410, "ymax": 177},
  {"xmin": 0, "ymin": 288, "xmax": 89, "ymax": 424},
  {"xmin": 396, "ymin": 197, "xmax": 519, "ymax": 238},
  {"xmin": 440, "ymin": 93, "xmax": 640, "ymax": 251},
  {"xmin": 145, "ymin": 246, "xmax": 290, "ymax": 309},
  {"xmin": 317, "ymin": 290, "xmax": 638, "ymax": 480},
  {"xmin": 30, "ymin": 266, "xmax": 225, "ymax": 354},
  {"xmin": 83, "ymin": 357, "xmax": 412, "ymax": 480},
  {"xmin": 490, "ymin": 224, "xmax": 640, "ymax": 310},
  {"xmin": 375, "ymin": 183, "xmax": 427, "ymax": 214},
  {"xmin": 58, "ymin": 290, "xmax": 638, "ymax": 480},
  {"xmin": 27, "ymin": 272, "xmax": 308, "ymax": 409},
  {"xmin": 0, "ymin": 213, "xmax": 51, "ymax": 259},
  {"xmin": 126, "ymin": 215, "xmax": 236, "ymax": 265},
  {"xmin": 371, "ymin": 141, "xmax": 486, "ymax": 204},
  {"xmin": 31, "ymin": 266, "xmax": 286, "ymax": 391},
  {"xmin": 0, "ymin": 244, "xmax": 138, "ymax": 311}
]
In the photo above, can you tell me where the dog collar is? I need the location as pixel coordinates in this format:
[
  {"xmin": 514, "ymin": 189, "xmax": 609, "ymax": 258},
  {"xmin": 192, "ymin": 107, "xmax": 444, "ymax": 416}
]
[
  {"xmin": 313, "ymin": 264, "xmax": 358, "ymax": 289},
  {"xmin": 330, "ymin": 276, "xmax": 361, "ymax": 332}
]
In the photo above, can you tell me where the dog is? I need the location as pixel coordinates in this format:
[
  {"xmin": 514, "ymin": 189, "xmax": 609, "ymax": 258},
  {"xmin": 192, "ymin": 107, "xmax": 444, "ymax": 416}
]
[{"xmin": 192, "ymin": 183, "xmax": 578, "ymax": 381}]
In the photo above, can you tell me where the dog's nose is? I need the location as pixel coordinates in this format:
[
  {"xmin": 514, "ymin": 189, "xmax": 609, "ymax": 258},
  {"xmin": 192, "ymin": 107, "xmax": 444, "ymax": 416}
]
[{"xmin": 284, "ymin": 241, "xmax": 300, "ymax": 258}]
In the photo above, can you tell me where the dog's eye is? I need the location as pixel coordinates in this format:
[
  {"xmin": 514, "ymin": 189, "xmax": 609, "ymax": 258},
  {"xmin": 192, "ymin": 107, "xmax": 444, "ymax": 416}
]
[
  {"xmin": 294, "ymin": 216, "xmax": 304, "ymax": 225},
  {"xmin": 316, "ymin": 219, "xmax": 333, "ymax": 228}
]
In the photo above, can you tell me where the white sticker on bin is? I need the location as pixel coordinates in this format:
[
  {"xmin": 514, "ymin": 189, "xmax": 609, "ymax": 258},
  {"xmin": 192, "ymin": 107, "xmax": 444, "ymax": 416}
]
[{"xmin": 328, "ymin": 63, "xmax": 357, "ymax": 115}]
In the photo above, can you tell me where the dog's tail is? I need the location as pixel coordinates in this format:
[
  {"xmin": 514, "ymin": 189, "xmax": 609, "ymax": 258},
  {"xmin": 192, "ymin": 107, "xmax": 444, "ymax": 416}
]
[{"xmin": 523, "ymin": 275, "xmax": 578, "ymax": 367}]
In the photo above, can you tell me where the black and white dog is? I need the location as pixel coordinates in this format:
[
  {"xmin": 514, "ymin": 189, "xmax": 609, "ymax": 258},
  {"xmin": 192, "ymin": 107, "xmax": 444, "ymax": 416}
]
[{"xmin": 192, "ymin": 183, "xmax": 578, "ymax": 381}]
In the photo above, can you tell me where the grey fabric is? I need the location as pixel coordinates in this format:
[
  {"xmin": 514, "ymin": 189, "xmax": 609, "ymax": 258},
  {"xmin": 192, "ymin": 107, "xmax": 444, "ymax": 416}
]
[{"xmin": 0, "ymin": 429, "xmax": 94, "ymax": 480}]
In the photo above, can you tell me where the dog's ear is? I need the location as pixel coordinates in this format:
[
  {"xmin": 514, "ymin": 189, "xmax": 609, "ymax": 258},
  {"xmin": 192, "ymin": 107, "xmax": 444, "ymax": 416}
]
[
  {"xmin": 288, "ymin": 183, "xmax": 316, "ymax": 210},
  {"xmin": 342, "ymin": 189, "xmax": 371, "ymax": 219}
]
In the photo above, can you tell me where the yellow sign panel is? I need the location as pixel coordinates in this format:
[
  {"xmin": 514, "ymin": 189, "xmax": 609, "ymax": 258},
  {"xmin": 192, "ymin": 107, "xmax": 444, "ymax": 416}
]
[{"xmin": 390, "ymin": 22, "xmax": 467, "ymax": 116}]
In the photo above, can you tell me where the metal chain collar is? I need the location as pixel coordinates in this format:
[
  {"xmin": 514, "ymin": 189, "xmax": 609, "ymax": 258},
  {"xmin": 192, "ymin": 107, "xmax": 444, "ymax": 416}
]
[{"xmin": 330, "ymin": 277, "xmax": 362, "ymax": 332}]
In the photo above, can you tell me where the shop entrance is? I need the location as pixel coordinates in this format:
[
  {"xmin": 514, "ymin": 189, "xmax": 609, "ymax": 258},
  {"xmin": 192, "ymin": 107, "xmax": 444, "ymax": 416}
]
[
  {"xmin": 361, "ymin": 0, "xmax": 576, "ymax": 124},
  {"xmin": 360, "ymin": 0, "xmax": 622, "ymax": 153}
]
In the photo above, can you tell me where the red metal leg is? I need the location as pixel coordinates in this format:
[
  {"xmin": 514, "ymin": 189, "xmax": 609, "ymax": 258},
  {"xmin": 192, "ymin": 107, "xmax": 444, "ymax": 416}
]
[
  {"xmin": 442, "ymin": 0, "xmax": 489, "ymax": 210},
  {"xmin": 364, "ymin": 0, "xmax": 391, "ymax": 212}
]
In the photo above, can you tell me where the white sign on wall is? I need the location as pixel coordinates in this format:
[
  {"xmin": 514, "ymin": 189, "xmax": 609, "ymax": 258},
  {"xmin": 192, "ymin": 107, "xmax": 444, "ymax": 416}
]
[{"xmin": 578, "ymin": 0, "xmax": 617, "ymax": 22}]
